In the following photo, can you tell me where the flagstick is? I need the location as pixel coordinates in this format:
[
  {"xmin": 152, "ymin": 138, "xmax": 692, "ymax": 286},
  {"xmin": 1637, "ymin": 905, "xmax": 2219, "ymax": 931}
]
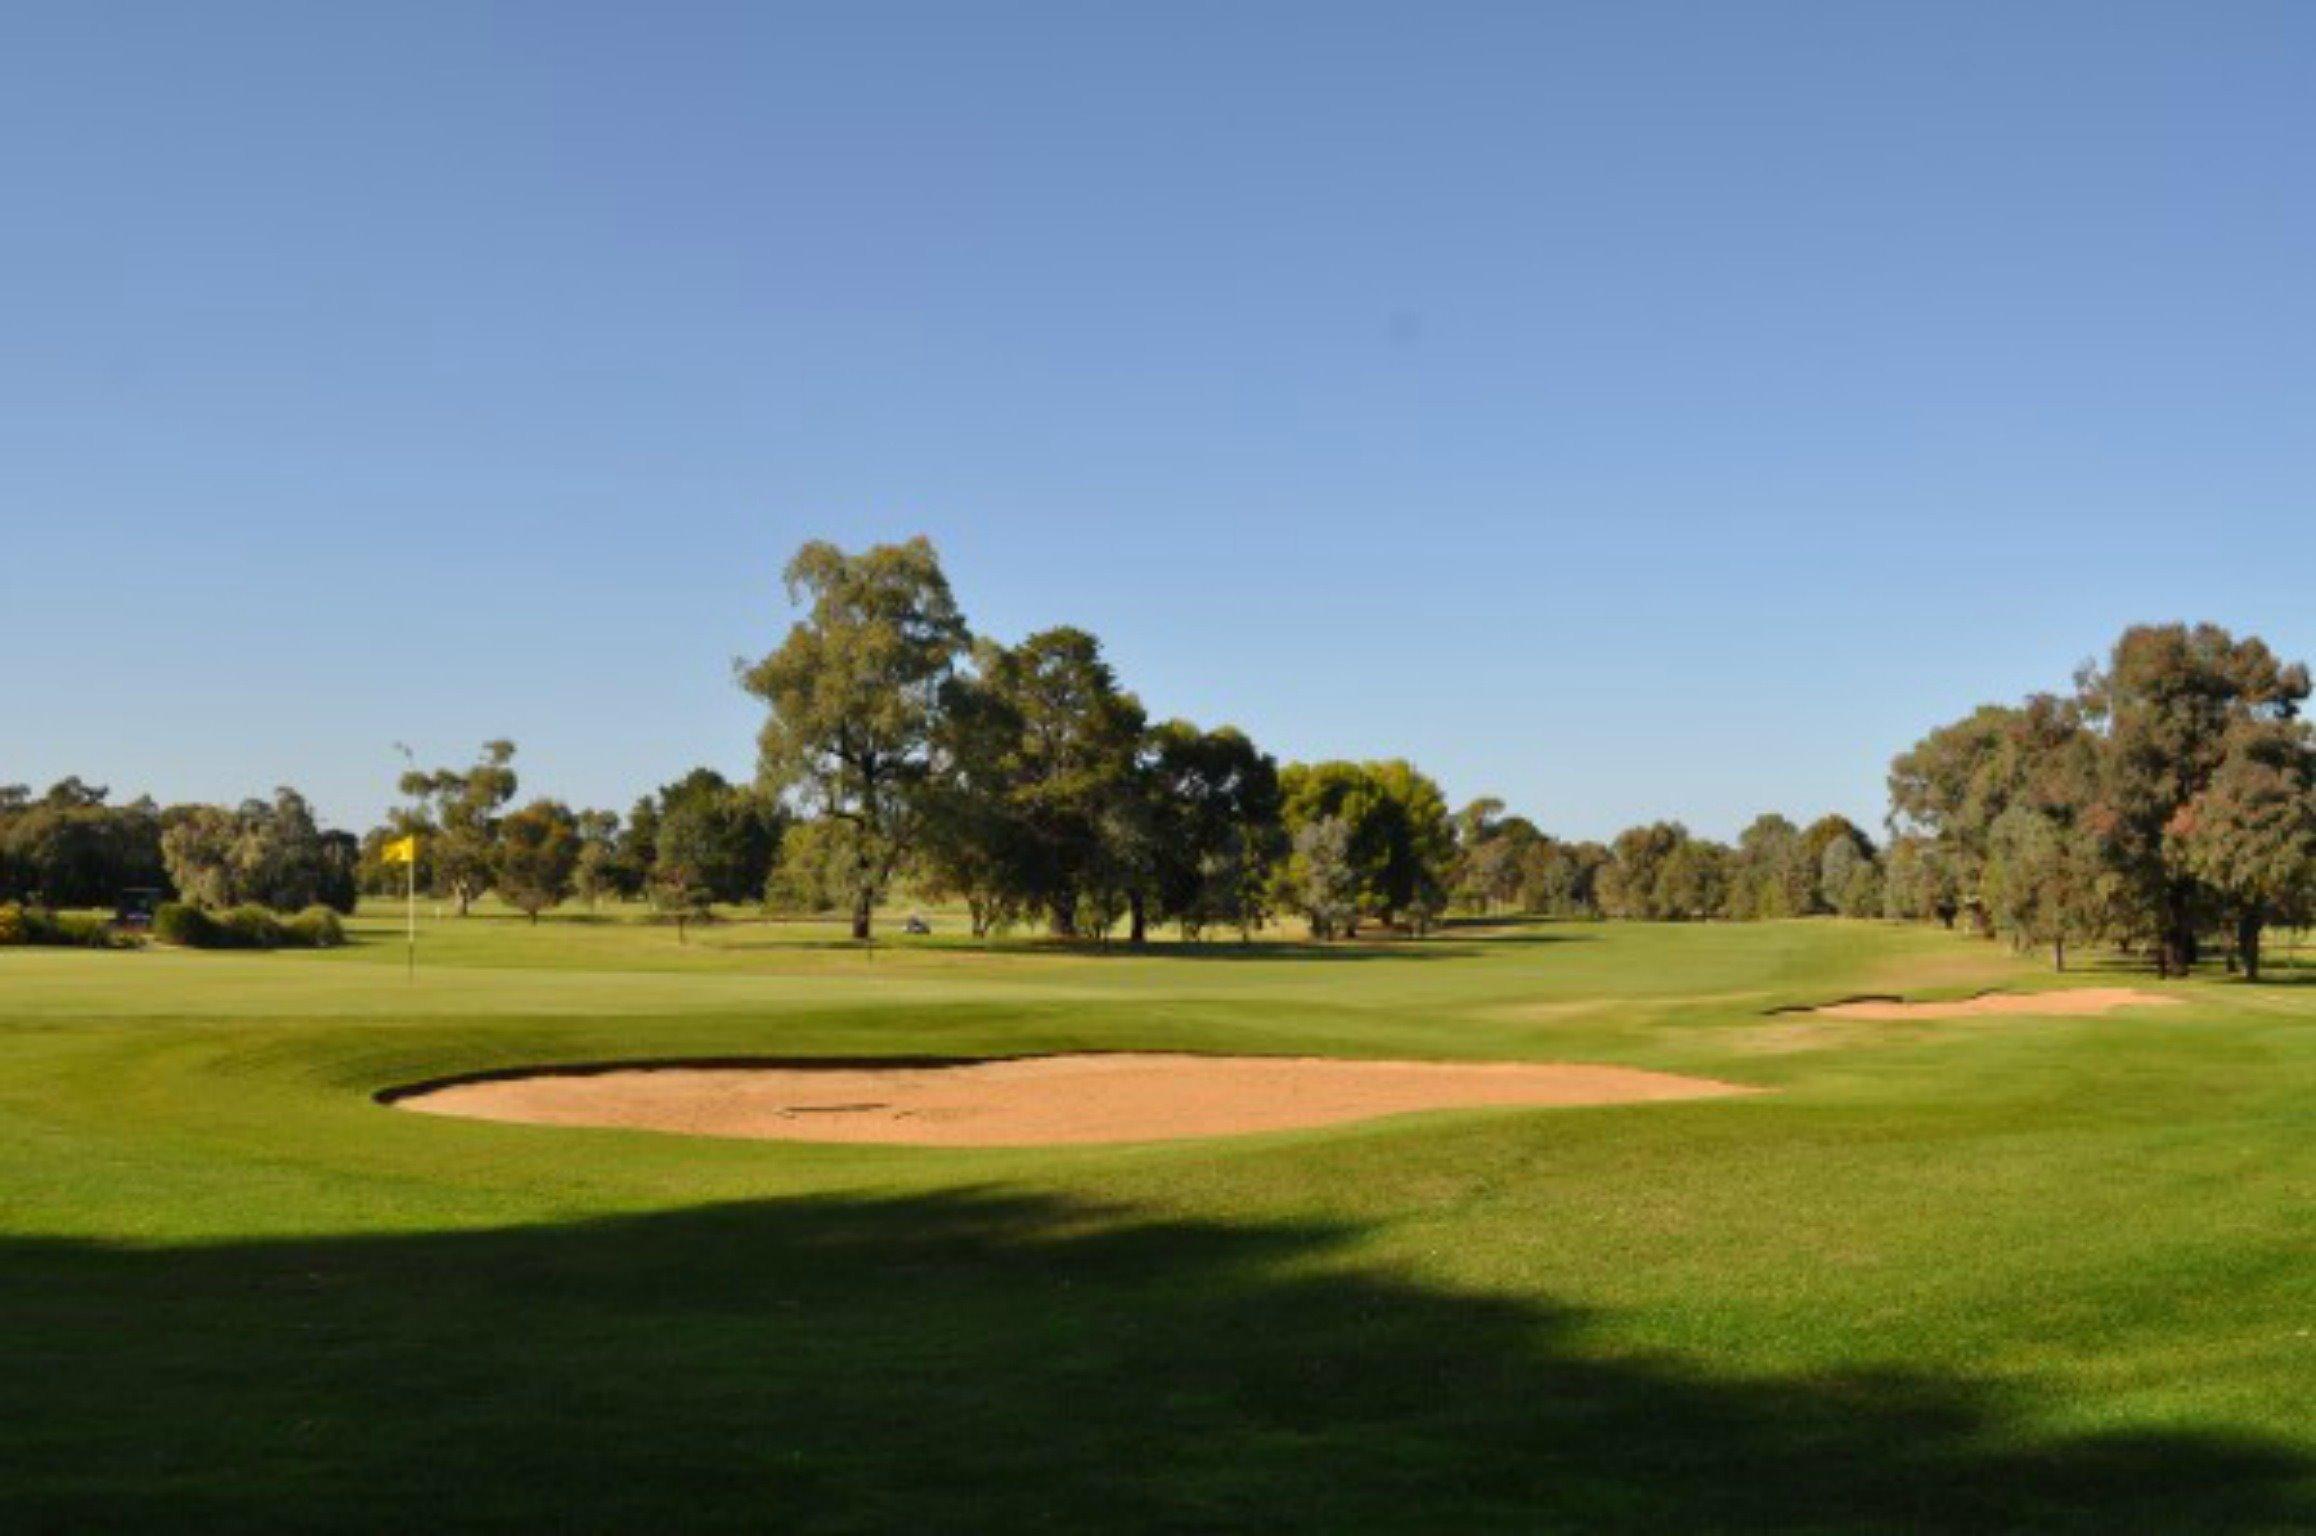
[{"xmin": 406, "ymin": 850, "xmax": 416, "ymax": 982}]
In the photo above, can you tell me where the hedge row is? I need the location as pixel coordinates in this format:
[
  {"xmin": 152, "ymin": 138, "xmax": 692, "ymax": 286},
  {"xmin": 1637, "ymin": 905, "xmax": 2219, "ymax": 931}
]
[
  {"xmin": 154, "ymin": 902, "xmax": 346, "ymax": 950},
  {"xmin": 0, "ymin": 903, "xmax": 123, "ymax": 948}
]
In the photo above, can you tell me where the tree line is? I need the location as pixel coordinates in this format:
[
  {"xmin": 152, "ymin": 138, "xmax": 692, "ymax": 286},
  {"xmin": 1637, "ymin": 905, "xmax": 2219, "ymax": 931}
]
[
  {"xmin": 0, "ymin": 779, "xmax": 359, "ymax": 914},
  {"xmin": 14, "ymin": 541, "xmax": 2311, "ymax": 977},
  {"xmin": 1886, "ymin": 623, "xmax": 2316, "ymax": 978}
]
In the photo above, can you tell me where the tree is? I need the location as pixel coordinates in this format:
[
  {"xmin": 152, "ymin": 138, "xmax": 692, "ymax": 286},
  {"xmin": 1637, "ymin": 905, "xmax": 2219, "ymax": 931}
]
[
  {"xmin": 648, "ymin": 770, "xmax": 782, "ymax": 904},
  {"xmin": 1144, "ymin": 722, "xmax": 1284, "ymax": 942},
  {"xmin": 2170, "ymin": 725, "xmax": 2316, "ymax": 981},
  {"xmin": 1598, "ymin": 822, "xmax": 1689, "ymax": 920},
  {"xmin": 1984, "ymin": 806, "xmax": 2105, "ymax": 971},
  {"xmin": 1656, "ymin": 836, "xmax": 1732, "ymax": 921},
  {"xmin": 1278, "ymin": 760, "xmax": 1453, "ymax": 933},
  {"xmin": 159, "ymin": 806, "xmax": 240, "ymax": 909},
  {"xmin": 1521, "ymin": 838, "xmax": 1608, "ymax": 918},
  {"xmin": 1800, "ymin": 815, "xmax": 1877, "ymax": 913},
  {"xmin": 650, "ymin": 806, "xmax": 721, "ymax": 943},
  {"xmin": 1451, "ymin": 800, "xmax": 1544, "ymax": 915},
  {"xmin": 766, "ymin": 817, "xmax": 856, "ymax": 914},
  {"xmin": 399, "ymin": 741, "xmax": 519, "ymax": 916},
  {"xmin": 0, "ymin": 782, "xmax": 166, "ymax": 909},
  {"xmin": 158, "ymin": 788, "xmax": 336, "ymax": 912},
  {"xmin": 2078, "ymin": 624, "xmax": 2311, "ymax": 975},
  {"xmin": 1890, "ymin": 697, "xmax": 2087, "ymax": 936},
  {"xmin": 1288, "ymin": 817, "xmax": 1359, "ymax": 940},
  {"xmin": 496, "ymin": 800, "xmax": 581, "ymax": 924},
  {"xmin": 742, "ymin": 538, "xmax": 969, "ymax": 940},
  {"xmin": 1881, "ymin": 834, "xmax": 1958, "ymax": 924},
  {"xmin": 1732, "ymin": 814, "xmax": 1808, "ymax": 919},
  {"xmin": 570, "ymin": 810, "xmax": 626, "ymax": 909},
  {"xmin": 1818, "ymin": 837, "xmax": 1883, "ymax": 919},
  {"xmin": 970, "ymin": 628, "xmax": 1148, "ymax": 938}
]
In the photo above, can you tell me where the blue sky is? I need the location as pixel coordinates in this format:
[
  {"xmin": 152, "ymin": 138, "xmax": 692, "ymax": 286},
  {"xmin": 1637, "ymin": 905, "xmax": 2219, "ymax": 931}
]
[{"xmin": 5, "ymin": 2, "xmax": 2313, "ymax": 840}]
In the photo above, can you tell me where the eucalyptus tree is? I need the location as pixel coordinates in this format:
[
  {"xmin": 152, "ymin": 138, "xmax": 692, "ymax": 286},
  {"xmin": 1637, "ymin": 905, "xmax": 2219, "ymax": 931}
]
[
  {"xmin": 2077, "ymin": 624, "xmax": 2311, "ymax": 975},
  {"xmin": 2170, "ymin": 722, "xmax": 2316, "ymax": 980},
  {"xmin": 742, "ymin": 538, "xmax": 969, "ymax": 940},
  {"xmin": 399, "ymin": 740, "xmax": 519, "ymax": 916}
]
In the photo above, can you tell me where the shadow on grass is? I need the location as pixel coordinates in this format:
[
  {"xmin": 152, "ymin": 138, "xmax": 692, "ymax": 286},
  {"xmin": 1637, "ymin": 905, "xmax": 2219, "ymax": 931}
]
[{"xmin": 1, "ymin": 1192, "xmax": 2303, "ymax": 1533}]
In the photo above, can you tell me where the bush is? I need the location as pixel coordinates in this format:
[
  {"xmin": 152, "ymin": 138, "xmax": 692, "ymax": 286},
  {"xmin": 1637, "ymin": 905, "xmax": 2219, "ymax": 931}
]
[
  {"xmin": 0, "ymin": 903, "xmax": 123, "ymax": 948},
  {"xmin": 221, "ymin": 904, "xmax": 285, "ymax": 948},
  {"xmin": 153, "ymin": 901, "xmax": 219, "ymax": 947},
  {"xmin": 286, "ymin": 905, "xmax": 345, "ymax": 948},
  {"xmin": 155, "ymin": 900, "xmax": 346, "ymax": 950}
]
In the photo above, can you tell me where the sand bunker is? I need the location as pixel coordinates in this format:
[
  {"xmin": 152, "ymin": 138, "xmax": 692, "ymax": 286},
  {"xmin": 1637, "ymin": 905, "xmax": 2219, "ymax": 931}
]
[
  {"xmin": 387, "ymin": 1053, "xmax": 1755, "ymax": 1147},
  {"xmin": 1806, "ymin": 988, "xmax": 2180, "ymax": 1022}
]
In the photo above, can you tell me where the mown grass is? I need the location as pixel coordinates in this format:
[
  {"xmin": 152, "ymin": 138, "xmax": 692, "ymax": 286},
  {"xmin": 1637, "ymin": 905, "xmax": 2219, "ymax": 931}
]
[{"xmin": 2, "ymin": 909, "xmax": 2310, "ymax": 1531}]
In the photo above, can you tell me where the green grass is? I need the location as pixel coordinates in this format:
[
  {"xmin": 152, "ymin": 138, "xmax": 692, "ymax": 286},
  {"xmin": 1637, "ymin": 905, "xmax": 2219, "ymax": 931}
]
[{"xmin": 3, "ymin": 909, "xmax": 2311, "ymax": 1531}]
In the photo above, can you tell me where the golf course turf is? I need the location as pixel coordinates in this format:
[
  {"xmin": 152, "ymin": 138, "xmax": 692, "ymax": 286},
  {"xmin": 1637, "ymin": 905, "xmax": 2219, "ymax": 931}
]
[{"xmin": 3, "ymin": 911, "xmax": 2311, "ymax": 1531}]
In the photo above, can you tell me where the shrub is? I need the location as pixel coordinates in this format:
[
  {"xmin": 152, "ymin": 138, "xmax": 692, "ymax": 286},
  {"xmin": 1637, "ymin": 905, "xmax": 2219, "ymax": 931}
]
[
  {"xmin": 0, "ymin": 903, "xmax": 122, "ymax": 948},
  {"xmin": 286, "ymin": 905, "xmax": 345, "ymax": 948},
  {"xmin": 221, "ymin": 905, "xmax": 289, "ymax": 948},
  {"xmin": 46, "ymin": 911, "xmax": 116, "ymax": 947},
  {"xmin": 155, "ymin": 900, "xmax": 345, "ymax": 950},
  {"xmin": 154, "ymin": 902, "xmax": 221, "ymax": 947}
]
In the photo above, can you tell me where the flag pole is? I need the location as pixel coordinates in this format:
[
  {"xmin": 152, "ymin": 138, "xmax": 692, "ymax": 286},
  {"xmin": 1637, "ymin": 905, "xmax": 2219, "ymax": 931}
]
[{"xmin": 406, "ymin": 842, "xmax": 416, "ymax": 982}]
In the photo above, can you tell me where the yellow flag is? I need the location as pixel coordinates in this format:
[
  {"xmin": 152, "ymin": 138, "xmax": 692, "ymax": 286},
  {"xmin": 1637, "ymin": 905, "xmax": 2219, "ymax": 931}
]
[{"xmin": 382, "ymin": 834, "xmax": 419, "ymax": 866}]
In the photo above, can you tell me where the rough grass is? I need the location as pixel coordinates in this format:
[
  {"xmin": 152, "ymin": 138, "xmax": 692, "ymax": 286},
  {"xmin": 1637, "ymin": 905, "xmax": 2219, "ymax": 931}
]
[{"xmin": 2, "ymin": 909, "xmax": 2311, "ymax": 1531}]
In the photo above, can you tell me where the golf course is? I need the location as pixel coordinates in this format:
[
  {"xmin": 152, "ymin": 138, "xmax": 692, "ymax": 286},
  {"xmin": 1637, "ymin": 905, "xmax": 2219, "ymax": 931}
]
[{"xmin": 4, "ymin": 910, "xmax": 2309, "ymax": 1531}]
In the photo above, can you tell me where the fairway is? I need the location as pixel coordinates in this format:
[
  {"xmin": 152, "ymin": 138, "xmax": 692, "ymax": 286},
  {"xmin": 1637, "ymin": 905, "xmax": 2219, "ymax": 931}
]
[{"xmin": 3, "ymin": 912, "xmax": 2311, "ymax": 1532}]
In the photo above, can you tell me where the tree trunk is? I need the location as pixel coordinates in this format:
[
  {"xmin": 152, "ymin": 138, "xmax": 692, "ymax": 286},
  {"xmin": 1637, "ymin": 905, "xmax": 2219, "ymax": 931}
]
[
  {"xmin": 1047, "ymin": 892, "xmax": 1077, "ymax": 939},
  {"xmin": 1128, "ymin": 891, "xmax": 1147, "ymax": 946},
  {"xmin": 2053, "ymin": 935, "xmax": 2066, "ymax": 973},
  {"xmin": 850, "ymin": 886, "xmax": 873, "ymax": 942},
  {"xmin": 2239, "ymin": 913, "xmax": 2263, "ymax": 982}
]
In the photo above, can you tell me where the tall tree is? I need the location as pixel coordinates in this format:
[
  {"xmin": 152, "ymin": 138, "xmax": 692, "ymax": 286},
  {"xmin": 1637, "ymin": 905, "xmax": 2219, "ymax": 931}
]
[
  {"xmin": 742, "ymin": 538, "xmax": 968, "ymax": 940},
  {"xmin": 399, "ymin": 740, "xmax": 519, "ymax": 916},
  {"xmin": 2169, "ymin": 724, "xmax": 2316, "ymax": 981},
  {"xmin": 1144, "ymin": 721, "xmax": 1284, "ymax": 942},
  {"xmin": 972, "ymin": 627, "xmax": 1147, "ymax": 938},
  {"xmin": 2078, "ymin": 624, "xmax": 2311, "ymax": 975}
]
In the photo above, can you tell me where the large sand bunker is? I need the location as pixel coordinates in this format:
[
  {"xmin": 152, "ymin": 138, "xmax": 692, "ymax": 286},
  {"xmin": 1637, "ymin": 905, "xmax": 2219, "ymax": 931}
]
[
  {"xmin": 387, "ymin": 1053, "xmax": 1756, "ymax": 1147},
  {"xmin": 1806, "ymin": 987, "xmax": 2180, "ymax": 1022}
]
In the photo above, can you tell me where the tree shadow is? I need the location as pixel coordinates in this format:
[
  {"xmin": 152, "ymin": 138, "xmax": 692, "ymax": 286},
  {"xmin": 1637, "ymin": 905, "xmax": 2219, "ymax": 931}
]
[{"xmin": 2, "ymin": 1190, "xmax": 2303, "ymax": 1532}]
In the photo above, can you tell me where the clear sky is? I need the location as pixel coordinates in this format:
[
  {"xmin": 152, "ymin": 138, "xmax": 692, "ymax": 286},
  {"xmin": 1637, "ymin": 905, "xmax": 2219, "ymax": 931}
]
[{"xmin": 5, "ymin": 2, "xmax": 2313, "ymax": 840}]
